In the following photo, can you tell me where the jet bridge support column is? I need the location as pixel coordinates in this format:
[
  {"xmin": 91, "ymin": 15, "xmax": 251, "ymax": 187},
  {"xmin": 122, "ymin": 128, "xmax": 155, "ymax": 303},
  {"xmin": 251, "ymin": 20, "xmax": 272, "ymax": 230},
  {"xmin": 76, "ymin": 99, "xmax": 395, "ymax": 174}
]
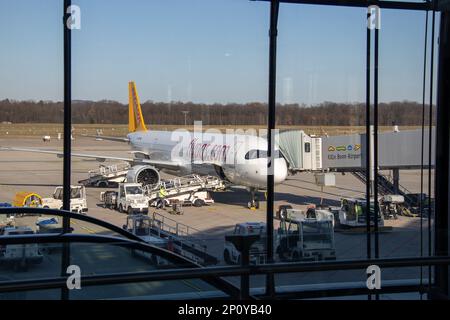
[{"xmin": 393, "ymin": 168, "xmax": 400, "ymax": 195}]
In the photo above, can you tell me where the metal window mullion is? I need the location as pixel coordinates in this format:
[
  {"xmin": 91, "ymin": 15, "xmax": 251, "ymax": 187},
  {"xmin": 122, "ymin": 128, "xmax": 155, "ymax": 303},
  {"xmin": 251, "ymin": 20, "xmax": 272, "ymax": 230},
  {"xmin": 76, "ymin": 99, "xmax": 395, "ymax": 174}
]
[
  {"xmin": 61, "ymin": 0, "xmax": 72, "ymax": 301},
  {"xmin": 365, "ymin": 10, "xmax": 372, "ymax": 261},
  {"xmin": 266, "ymin": 0, "xmax": 279, "ymax": 298},
  {"xmin": 373, "ymin": 17, "xmax": 379, "ymax": 260}
]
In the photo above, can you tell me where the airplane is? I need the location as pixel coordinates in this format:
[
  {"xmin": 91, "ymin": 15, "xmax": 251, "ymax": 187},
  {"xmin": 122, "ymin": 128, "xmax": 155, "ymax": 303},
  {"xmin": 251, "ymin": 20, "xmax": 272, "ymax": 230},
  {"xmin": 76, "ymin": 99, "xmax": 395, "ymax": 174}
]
[{"xmin": 0, "ymin": 82, "xmax": 288, "ymax": 209}]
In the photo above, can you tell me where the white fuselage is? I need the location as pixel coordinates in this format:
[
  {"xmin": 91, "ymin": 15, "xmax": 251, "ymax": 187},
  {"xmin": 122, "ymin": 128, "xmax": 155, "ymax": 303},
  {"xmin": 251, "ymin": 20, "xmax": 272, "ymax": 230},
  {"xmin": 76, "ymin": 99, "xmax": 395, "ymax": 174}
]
[{"xmin": 127, "ymin": 130, "xmax": 288, "ymax": 189}]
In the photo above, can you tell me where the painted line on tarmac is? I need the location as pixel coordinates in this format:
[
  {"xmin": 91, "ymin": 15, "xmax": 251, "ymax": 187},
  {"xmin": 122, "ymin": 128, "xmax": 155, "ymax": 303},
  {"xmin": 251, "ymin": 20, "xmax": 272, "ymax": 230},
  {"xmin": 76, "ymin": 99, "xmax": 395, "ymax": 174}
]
[{"xmin": 71, "ymin": 220, "xmax": 97, "ymax": 234}]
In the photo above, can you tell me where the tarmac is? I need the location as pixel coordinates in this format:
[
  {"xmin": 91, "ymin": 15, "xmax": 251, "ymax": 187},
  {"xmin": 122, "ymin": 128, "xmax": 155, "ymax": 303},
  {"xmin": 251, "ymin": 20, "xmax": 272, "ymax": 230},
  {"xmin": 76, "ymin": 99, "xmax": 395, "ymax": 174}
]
[{"xmin": 0, "ymin": 136, "xmax": 435, "ymax": 299}]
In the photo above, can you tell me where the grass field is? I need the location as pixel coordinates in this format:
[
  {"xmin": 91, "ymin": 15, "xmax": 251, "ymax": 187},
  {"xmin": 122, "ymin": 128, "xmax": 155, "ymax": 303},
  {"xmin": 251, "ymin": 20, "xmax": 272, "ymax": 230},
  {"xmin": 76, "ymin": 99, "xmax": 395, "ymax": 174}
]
[{"xmin": 0, "ymin": 123, "xmax": 424, "ymax": 138}]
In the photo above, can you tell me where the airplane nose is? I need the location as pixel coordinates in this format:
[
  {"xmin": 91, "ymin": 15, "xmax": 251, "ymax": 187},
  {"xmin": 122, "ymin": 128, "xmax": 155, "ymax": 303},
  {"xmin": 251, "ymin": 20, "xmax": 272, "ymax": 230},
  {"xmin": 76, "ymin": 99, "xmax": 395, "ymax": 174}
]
[{"xmin": 274, "ymin": 158, "xmax": 288, "ymax": 184}]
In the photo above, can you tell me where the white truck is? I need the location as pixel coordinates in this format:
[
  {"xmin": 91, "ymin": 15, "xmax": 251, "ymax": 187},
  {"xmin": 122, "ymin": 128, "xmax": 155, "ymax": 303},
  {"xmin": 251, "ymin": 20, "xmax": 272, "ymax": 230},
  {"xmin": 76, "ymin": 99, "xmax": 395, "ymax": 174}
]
[
  {"xmin": 42, "ymin": 185, "xmax": 88, "ymax": 214},
  {"xmin": 223, "ymin": 222, "xmax": 267, "ymax": 265},
  {"xmin": 276, "ymin": 214, "xmax": 336, "ymax": 261},
  {"xmin": 0, "ymin": 226, "xmax": 43, "ymax": 271},
  {"xmin": 102, "ymin": 183, "xmax": 149, "ymax": 215}
]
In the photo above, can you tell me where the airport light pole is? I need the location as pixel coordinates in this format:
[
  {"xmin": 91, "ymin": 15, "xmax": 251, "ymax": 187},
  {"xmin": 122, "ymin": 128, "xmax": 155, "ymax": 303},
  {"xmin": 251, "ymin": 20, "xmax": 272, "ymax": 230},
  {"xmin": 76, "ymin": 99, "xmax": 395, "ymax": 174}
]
[{"xmin": 182, "ymin": 111, "xmax": 189, "ymax": 126}]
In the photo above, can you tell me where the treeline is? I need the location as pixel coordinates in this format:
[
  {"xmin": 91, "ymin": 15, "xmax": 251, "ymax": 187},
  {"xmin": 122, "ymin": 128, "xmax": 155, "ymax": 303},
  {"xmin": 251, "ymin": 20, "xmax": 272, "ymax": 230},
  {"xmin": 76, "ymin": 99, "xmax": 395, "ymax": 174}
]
[{"xmin": 0, "ymin": 99, "xmax": 433, "ymax": 126}]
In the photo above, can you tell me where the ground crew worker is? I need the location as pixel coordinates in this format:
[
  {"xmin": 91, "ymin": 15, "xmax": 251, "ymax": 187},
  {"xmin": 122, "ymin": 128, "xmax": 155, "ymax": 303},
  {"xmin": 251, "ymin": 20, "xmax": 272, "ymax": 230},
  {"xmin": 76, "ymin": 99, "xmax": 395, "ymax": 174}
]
[
  {"xmin": 159, "ymin": 186, "xmax": 168, "ymax": 198},
  {"xmin": 355, "ymin": 202, "xmax": 363, "ymax": 219},
  {"xmin": 157, "ymin": 186, "xmax": 168, "ymax": 209}
]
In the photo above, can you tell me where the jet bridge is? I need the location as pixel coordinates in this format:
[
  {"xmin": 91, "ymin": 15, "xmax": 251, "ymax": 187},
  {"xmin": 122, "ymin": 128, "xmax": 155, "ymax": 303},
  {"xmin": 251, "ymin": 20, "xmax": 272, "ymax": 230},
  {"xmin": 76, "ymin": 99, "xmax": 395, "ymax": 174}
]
[{"xmin": 278, "ymin": 128, "xmax": 435, "ymax": 172}]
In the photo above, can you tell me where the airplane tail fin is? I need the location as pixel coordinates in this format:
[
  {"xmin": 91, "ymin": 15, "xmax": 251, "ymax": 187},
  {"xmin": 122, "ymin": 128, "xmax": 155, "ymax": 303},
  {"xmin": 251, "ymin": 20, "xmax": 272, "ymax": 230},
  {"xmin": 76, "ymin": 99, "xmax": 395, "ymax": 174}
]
[{"xmin": 128, "ymin": 81, "xmax": 148, "ymax": 132}]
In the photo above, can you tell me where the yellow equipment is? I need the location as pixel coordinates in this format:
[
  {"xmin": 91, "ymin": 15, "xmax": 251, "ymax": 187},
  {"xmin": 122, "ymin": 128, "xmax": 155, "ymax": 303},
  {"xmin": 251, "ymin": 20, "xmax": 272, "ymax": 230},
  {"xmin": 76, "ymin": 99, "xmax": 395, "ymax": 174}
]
[{"xmin": 13, "ymin": 192, "xmax": 43, "ymax": 208}]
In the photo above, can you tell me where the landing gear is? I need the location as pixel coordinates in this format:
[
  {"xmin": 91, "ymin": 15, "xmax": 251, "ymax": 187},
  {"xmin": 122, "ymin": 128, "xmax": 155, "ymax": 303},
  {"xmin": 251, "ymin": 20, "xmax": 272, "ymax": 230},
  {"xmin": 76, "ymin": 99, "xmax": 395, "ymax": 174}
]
[{"xmin": 247, "ymin": 189, "xmax": 260, "ymax": 210}]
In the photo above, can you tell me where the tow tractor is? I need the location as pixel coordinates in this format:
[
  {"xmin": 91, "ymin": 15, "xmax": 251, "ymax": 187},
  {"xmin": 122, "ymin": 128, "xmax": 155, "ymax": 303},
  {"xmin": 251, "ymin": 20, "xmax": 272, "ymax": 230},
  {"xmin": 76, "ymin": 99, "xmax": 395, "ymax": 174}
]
[
  {"xmin": 41, "ymin": 185, "xmax": 88, "ymax": 214},
  {"xmin": 337, "ymin": 197, "xmax": 392, "ymax": 232},
  {"xmin": 0, "ymin": 226, "xmax": 43, "ymax": 271},
  {"xmin": 276, "ymin": 213, "xmax": 336, "ymax": 261},
  {"xmin": 100, "ymin": 183, "xmax": 149, "ymax": 215},
  {"xmin": 223, "ymin": 222, "xmax": 267, "ymax": 265}
]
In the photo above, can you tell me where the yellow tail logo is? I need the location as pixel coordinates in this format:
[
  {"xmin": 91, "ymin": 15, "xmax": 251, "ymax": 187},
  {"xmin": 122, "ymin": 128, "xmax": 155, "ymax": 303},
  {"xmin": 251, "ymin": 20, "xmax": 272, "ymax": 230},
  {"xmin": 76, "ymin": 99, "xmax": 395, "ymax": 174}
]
[{"xmin": 128, "ymin": 81, "xmax": 148, "ymax": 132}]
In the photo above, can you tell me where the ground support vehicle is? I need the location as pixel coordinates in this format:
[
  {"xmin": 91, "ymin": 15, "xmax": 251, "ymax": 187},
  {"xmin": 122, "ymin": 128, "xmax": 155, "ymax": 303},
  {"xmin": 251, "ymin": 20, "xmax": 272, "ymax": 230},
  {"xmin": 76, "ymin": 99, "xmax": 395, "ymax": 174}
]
[
  {"xmin": 122, "ymin": 214, "xmax": 169, "ymax": 266},
  {"xmin": 223, "ymin": 222, "xmax": 267, "ymax": 265},
  {"xmin": 144, "ymin": 175, "xmax": 223, "ymax": 208},
  {"xmin": 101, "ymin": 183, "xmax": 149, "ymax": 215},
  {"xmin": 337, "ymin": 198, "xmax": 392, "ymax": 233},
  {"xmin": 148, "ymin": 212, "xmax": 217, "ymax": 266},
  {"xmin": 0, "ymin": 226, "xmax": 43, "ymax": 271},
  {"xmin": 42, "ymin": 186, "xmax": 88, "ymax": 214},
  {"xmin": 276, "ymin": 213, "xmax": 336, "ymax": 262},
  {"xmin": 78, "ymin": 162, "xmax": 130, "ymax": 187}
]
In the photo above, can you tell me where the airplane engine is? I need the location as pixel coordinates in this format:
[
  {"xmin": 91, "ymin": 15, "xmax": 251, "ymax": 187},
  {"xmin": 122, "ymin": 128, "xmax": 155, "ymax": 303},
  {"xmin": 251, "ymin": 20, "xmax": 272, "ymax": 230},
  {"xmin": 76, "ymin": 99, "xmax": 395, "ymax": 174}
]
[{"xmin": 126, "ymin": 165, "xmax": 160, "ymax": 186}]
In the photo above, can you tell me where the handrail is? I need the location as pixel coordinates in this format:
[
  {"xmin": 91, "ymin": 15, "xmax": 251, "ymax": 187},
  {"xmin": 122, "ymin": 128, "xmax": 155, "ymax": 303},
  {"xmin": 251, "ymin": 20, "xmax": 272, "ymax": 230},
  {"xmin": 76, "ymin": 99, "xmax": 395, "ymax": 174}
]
[
  {"xmin": 0, "ymin": 207, "xmax": 142, "ymax": 242},
  {"xmin": 0, "ymin": 232, "xmax": 448, "ymax": 295},
  {"xmin": 2, "ymin": 210, "xmax": 448, "ymax": 299},
  {"xmin": 0, "ymin": 208, "xmax": 240, "ymax": 298}
]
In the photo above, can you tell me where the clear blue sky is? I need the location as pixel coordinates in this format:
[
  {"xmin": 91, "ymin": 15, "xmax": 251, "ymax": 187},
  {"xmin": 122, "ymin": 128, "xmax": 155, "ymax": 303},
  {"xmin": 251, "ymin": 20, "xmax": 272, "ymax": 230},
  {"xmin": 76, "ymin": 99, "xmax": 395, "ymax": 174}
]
[{"xmin": 0, "ymin": 0, "xmax": 438, "ymax": 105}]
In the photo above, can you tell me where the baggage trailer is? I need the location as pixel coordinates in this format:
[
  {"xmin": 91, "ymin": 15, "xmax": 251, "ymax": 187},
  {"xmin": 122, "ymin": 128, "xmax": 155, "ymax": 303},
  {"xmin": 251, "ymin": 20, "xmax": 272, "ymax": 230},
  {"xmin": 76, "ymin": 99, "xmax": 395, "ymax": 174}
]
[{"xmin": 100, "ymin": 190, "xmax": 118, "ymax": 209}]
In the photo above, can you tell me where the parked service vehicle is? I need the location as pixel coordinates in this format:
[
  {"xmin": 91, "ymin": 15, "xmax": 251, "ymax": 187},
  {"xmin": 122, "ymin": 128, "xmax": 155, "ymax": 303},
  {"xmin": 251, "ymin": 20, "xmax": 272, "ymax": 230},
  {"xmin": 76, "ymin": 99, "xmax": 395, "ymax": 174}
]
[
  {"xmin": 338, "ymin": 198, "xmax": 384, "ymax": 228},
  {"xmin": 42, "ymin": 186, "xmax": 88, "ymax": 214},
  {"xmin": 276, "ymin": 214, "xmax": 336, "ymax": 261},
  {"xmin": 276, "ymin": 205, "xmax": 335, "ymax": 227},
  {"xmin": 122, "ymin": 214, "xmax": 168, "ymax": 266},
  {"xmin": 116, "ymin": 183, "xmax": 149, "ymax": 215},
  {"xmin": 223, "ymin": 222, "xmax": 267, "ymax": 265},
  {"xmin": 152, "ymin": 191, "xmax": 214, "ymax": 208},
  {"xmin": 380, "ymin": 194, "xmax": 404, "ymax": 219},
  {"xmin": 0, "ymin": 226, "xmax": 43, "ymax": 271}
]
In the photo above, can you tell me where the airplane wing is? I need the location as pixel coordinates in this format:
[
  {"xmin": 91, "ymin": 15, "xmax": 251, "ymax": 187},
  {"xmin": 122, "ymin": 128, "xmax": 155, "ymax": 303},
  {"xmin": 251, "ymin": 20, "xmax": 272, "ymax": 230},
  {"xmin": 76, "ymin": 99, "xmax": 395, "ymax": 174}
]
[
  {"xmin": 81, "ymin": 134, "xmax": 130, "ymax": 143},
  {"xmin": 0, "ymin": 146, "xmax": 180, "ymax": 170}
]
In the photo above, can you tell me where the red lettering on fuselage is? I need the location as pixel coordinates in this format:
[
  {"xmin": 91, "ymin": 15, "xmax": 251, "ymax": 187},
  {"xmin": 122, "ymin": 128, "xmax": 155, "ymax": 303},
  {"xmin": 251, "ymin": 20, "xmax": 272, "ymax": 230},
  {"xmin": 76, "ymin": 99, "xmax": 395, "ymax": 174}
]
[{"xmin": 188, "ymin": 138, "xmax": 230, "ymax": 163}]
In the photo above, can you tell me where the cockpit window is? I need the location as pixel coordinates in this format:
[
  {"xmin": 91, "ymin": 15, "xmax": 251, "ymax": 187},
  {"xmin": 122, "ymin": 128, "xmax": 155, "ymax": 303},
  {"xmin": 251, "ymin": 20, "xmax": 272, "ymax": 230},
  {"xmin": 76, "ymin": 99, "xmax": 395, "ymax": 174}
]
[{"xmin": 245, "ymin": 149, "xmax": 281, "ymax": 160}]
